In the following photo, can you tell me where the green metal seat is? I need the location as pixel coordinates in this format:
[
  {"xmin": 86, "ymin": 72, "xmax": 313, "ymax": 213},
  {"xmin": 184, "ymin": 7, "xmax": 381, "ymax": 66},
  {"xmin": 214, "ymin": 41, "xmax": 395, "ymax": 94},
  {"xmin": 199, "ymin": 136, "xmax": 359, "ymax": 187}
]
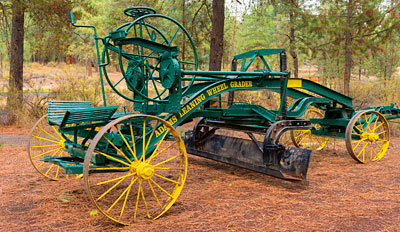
[
  {"xmin": 48, "ymin": 100, "xmax": 119, "ymax": 130},
  {"xmin": 48, "ymin": 100, "xmax": 92, "ymax": 125}
]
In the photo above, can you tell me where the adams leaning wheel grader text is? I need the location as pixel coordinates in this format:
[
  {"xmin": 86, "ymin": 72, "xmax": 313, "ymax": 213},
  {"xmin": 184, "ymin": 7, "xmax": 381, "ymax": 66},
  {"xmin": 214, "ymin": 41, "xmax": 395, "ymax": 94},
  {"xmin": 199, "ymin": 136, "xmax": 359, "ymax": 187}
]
[{"xmin": 27, "ymin": 7, "xmax": 400, "ymax": 225}]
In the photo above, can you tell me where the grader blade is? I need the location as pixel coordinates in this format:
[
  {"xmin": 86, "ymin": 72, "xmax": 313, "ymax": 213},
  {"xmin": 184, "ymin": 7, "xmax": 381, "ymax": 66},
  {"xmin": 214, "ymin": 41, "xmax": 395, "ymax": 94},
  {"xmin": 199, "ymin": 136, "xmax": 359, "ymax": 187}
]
[
  {"xmin": 185, "ymin": 132, "xmax": 312, "ymax": 180},
  {"xmin": 265, "ymin": 145, "xmax": 312, "ymax": 180}
]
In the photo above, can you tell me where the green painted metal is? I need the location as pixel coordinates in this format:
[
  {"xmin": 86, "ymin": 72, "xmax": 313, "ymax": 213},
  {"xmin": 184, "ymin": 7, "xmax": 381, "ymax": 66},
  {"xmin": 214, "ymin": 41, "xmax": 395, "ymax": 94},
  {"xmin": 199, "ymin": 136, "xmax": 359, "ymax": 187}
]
[
  {"xmin": 44, "ymin": 7, "xmax": 400, "ymax": 177},
  {"xmin": 69, "ymin": 12, "xmax": 107, "ymax": 107}
]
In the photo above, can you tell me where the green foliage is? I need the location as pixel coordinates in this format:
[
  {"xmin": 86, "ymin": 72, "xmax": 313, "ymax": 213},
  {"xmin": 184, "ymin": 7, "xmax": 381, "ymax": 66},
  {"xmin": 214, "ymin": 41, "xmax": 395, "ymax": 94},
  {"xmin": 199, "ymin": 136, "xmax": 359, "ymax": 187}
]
[{"xmin": 0, "ymin": 0, "xmax": 399, "ymax": 96}]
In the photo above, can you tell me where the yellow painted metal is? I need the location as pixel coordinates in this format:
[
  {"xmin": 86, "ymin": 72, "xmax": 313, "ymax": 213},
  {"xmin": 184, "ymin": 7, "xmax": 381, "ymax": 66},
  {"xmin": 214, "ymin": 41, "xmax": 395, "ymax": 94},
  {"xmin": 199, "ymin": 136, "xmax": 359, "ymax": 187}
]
[
  {"xmin": 291, "ymin": 109, "xmax": 329, "ymax": 151},
  {"xmin": 28, "ymin": 114, "xmax": 81, "ymax": 181},
  {"xmin": 287, "ymin": 79, "xmax": 302, "ymax": 88},
  {"xmin": 84, "ymin": 114, "xmax": 188, "ymax": 225},
  {"xmin": 345, "ymin": 110, "xmax": 390, "ymax": 163}
]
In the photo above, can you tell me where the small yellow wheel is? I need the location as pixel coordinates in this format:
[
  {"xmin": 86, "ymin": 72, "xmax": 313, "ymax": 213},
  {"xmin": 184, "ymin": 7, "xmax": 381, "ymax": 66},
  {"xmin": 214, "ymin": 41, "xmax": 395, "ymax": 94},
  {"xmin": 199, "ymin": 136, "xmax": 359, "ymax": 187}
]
[
  {"xmin": 84, "ymin": 114, "xmax": 187, "ymax": 225},
  {"xmin": 291, "ymin": 109, "xmax": 329, "ymax": 150},
  {"xmin": 345, "ymin": 110, "xmax": 390, "ymax": 163},
  {"xmin": 28, "ymin": 114, "xmax": 81, "ymax": 180}
]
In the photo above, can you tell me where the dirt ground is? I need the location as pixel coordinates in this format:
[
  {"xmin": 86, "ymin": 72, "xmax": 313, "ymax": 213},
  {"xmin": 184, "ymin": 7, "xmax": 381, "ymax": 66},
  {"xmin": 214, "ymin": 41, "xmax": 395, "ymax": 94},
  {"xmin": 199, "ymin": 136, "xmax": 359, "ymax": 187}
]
[{"xmin": 1, "ymin": 126, "xmax": 400, "ymax": 232}]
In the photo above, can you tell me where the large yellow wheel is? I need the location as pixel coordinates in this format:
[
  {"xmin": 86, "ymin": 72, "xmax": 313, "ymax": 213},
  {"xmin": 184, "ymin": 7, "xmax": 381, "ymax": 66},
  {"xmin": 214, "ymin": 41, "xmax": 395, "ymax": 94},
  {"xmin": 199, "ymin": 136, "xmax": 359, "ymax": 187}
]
[
  {"xmin": 84, "ymin": 114, "xmax": 187, "ymax": 225},
  {"xmin": 290, "ymin": 109, "xmax": 329, "ymax": 150},
  {"xmin": 28, "ymin": 114, "xmax": 80, "ymax": 181},
  {"xmin": 345, "ymin": 110, "xmax": 390, "ymax": 163}
]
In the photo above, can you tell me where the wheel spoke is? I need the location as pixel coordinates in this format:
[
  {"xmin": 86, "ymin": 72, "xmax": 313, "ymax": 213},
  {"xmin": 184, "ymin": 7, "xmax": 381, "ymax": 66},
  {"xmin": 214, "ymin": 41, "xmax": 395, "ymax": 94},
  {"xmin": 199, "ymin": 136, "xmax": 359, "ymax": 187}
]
[
  {"xmin": 311, "ymin": 137, "xmax": 318, "ymax": 150},
  {"xmin": 373, "ymin": 122, "xmax": 384, "ymax": 132},
  {"xmin": 145, "ymin": 120, "xmax": 158, "ymax": 152},
  {"xmin": 154, "ymin": 167, "xmax": 184, "ymax": 171},
  {"xmin": 95, "ymin": 172, "xmax": 136, "ymax": 186},
  {"xmin": 116, "ymin": 126, "xmax": 137, "ymax": 163},
  {"xmin": 97, "ymin": 176, "xmax": 130, "ymax": 202},
  {"xmin": 314, "ymin": 136, "xmax": 322, "ymax": 146},
  {"xmin": 31, "ymin": 144, "xmax": 60, "ymax": 149},
  {"xmin": 120, "ymin": 176, "xmax": 136, "ymax": 217},
  {"xmin": 51, "ymin": 125, "xmax": 63, "ymax": 139},
  {"xmin": 356, "ymin": 142, "xmax": 368, "ymax": 158},
  {"xmin": 295, "ymin": 131, "xmax": 307, "ymax": 139},
  {"xmin": 139, "ymin": 179, "xmax": 151, "ymax": 218},
  {"xmin": 352, "ymin": 139, "xmax": 365, "ymax": 150},
  {"xmin": 153, "ymin": 155, "xmax": 179, "ymax": 168},
  {"xmin": 98, "ymin": 152, "xmax": 131, "ymax": 167},
  {"xmin": 37, "ymin": 161, "xmax": 45, "ymax": 168},
  {"xmin": 146, "ymin": 130, "xmax": 170, "ymax": 163},
  {"xmin": 374, "ymin": 141, "xmax": 382, "ymax": 149},
  {"xmin": 376, "ymin": 131, "xmax": 386, "ymax": 136},
  {"xmin": 365, "ymin": 113, "xmax": 373, "ymax": 132},
  {"xmin": 37, "ymin": 126, "xmax": 60, "ymax": 141},
  {"xmin": 150, "ymin": 178, "xmax": 173, "ymax": 198},
  {"xmin": 362, "ymin": 144, "xmax": 366, "ymax": 162},
  {"xmin": 134, "ymin": 179, "xmax": 142, "ymax": 221},
  {"xmin": 142, "ymin": 117, "xmax": 146, "ymax": 161},
  {"xmin": 372, "ymin": 117, "xmax": 379, "ymax": 131},
  {"xmin": 99, "ymin": 137, "xmax": 133, "ymax": 165},
  {"xmin": 106, "ymin": 177, "xmax": 138, "ymax": 213},
  {"xmin": 147, "ymin": 179, "xmax": 162, "ymax": 208},
  {"xmin": 297, "ymin": 134, "xmax": 308, "ymax": 146},
  {"xmin": 32, "ymin": 135, "xmax": 59, "ymax": 144},
  {"xmin": 55, "ymin": 166, "xmax": 60, "ymax": 179},
  {"xmin": 154, "ymin": 173, "xmax": 179, "ymax": 184},
  {"xmin": 147, "ymin": 144, "xmax": 174, "ymax": 164},
  {"xmin": 32, "ymin": 148, "xmax": 60, "ymax": 159},
  {"xmin": 90, "ymin": 167, "xmax": 130, "ymax": 171},
  {"xmin": 356, "ymin": 118, "xmax": 364, "ymax": 132},
  {"xmin": 44, "ymin": 164, "xmax": 54, "ymax": 175},
  {"xmin": 369, "ymin": 143, "xmax": 373, "ymax": 160},
  {"xmin": 129, "ymin": 118, "xmax": 137, "ymax": 159}
]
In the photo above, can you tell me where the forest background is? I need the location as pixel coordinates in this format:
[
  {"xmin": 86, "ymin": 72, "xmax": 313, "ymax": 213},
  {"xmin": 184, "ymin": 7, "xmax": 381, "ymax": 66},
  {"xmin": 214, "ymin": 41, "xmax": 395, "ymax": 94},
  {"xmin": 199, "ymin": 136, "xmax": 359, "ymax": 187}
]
[{"xmin": 0, "ymin": 0, "xmax": 399, "ymax": 123}]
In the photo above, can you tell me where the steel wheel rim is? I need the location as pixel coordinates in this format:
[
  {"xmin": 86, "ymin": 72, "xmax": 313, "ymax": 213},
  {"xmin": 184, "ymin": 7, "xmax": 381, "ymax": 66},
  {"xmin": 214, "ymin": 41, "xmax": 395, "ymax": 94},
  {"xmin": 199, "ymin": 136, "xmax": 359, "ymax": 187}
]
[
  {"xmin": 345, "ymin": 110, "xmax": 390, "ymax": 163},
  {"xmin": 27, "ymin": 114, "xmax": 80, "ymax": 181},
  {"xmin": 84, "ymin": 114, "xmax": 187, "ymax": 225}
]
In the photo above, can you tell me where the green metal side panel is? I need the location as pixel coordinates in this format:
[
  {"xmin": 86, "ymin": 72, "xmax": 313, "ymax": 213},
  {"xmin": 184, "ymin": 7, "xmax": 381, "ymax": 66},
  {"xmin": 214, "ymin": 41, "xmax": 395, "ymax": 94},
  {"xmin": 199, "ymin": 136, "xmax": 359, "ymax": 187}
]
[
  {"xmin": 234, "ymin": 49, "xmax": 286, "ymax": 60},
  {"xmin": 298, "ymin": 79, "xmax": 353, "ymax": 108}
]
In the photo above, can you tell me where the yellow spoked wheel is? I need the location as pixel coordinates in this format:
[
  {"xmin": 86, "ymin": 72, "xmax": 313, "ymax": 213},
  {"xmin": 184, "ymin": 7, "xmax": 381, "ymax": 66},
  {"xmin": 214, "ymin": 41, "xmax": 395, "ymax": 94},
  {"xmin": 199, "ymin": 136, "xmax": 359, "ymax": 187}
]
[
  {"xmin": 28, "ymin": 114, "xmax": 82, "ymax": 181},
  {"xmin": 345, "ymin": 110, "xmax": 390, "ymax": 163},
  {"xmin": 291, "ymin": 109, "xmax": 329, "ymax": 150},
  {"xmin": 84, "ymin": 114, "xmax": 187, "ymax": 225}
]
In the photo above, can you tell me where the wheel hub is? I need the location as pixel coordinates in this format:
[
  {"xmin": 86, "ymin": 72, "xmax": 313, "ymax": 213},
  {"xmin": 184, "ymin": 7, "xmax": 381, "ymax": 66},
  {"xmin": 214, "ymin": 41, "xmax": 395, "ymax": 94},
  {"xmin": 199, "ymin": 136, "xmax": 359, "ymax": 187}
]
[
  {"xmin": 361, "ymin": 132, "xmax": 379, "ymax": 142},
  {"xmin": 58, "ymin": 140, "xmax": 66, "ymax": 149},
  {"xmin": 136, "ymin": 162, "xmax": 155, "ymax": 179}
]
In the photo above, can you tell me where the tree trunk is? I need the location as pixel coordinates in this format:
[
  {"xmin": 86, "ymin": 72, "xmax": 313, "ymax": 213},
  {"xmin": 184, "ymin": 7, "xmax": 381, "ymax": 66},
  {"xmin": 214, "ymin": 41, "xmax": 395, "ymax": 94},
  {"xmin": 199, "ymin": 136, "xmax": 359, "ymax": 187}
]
[
  {"xmin": 358, "ymin": 57, "xmax": 362, "ymax": 80},
  {"xmin": 289, "ymin": 11, "xmax": 298, "ymax": 78},
  {"xmin": 343, "ymin": 0, "xmax": 352, "ymax": 95},
  {"xmin": 181, "ymin": 0, "xmax": 186, "ymax": 70},
  {"xmin": 6, "ymin": 1, "xmax": 24, "ymax": 111},
  {"xmin": 208, "ymin": 0, "xmax": 224, "ymax": 71},
  {"xmin": 86, "ymin": 58, "xmax": 92, "ymax": 77},
  {"xmin": 230, "ymin": 18, "xmax": 237, "ymax": 70},
  {"xmin": 206, "ymin": 0, "xmax": 225, "ymax": 108}
]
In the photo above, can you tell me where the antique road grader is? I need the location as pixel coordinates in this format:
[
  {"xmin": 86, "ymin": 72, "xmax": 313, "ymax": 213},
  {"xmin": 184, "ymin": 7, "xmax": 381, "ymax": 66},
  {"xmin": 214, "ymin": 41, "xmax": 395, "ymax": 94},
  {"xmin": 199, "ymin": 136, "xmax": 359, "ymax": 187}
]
[{"xmin": 27, "ymin": 7, "xmax": 400, "ymax": 225}]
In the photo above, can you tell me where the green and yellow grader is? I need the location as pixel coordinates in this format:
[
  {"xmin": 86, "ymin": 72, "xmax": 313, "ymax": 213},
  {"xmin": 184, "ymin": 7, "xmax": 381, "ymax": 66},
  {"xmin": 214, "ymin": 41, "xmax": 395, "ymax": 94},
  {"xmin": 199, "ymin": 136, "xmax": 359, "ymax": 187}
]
[{"xmin": 27, "ymin": 7, "xmax": 399, "ymax": 225}]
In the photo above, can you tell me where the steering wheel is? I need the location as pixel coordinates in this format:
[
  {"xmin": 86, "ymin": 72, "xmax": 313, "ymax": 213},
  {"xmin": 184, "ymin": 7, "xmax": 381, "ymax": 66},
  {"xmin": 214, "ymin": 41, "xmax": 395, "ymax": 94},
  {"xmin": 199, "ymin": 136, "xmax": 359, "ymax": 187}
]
[
  {"xmin": 101, "ymin": 12, "xmax": 198, "ymax": 103},
  {"xmin": 124, "ymin": 7, "xmax": 156, "ymax": 18}
]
